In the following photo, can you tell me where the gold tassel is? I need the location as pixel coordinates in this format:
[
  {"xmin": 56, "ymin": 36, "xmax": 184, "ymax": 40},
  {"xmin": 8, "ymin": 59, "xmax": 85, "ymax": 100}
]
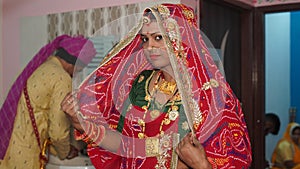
[{"xmin": 40, "ymin": 138, "xmax": 52, "ymax": 169}]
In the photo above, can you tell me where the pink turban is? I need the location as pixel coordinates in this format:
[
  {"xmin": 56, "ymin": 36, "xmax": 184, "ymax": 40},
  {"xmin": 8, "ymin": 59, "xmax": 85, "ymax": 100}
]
[{"xmin": 58, "ymin": 35, "xmax": 96, "ymax": 65}]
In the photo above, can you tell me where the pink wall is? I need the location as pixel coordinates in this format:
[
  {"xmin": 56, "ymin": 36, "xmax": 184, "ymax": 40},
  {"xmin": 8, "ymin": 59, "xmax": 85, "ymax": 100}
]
[{"xmin": 235, "ymin": 0, "xmax": 300, "ymax": 7}]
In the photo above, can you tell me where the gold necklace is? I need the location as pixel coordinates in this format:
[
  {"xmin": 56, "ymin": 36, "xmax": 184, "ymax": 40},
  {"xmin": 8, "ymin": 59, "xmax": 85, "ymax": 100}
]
[
  {"xmin": 138, "ymin": 71, "xmax": 180, "ymax": 139},
  {"xmin": 158, "ymin": 78, "xmax": 177, "ymax": 95}
]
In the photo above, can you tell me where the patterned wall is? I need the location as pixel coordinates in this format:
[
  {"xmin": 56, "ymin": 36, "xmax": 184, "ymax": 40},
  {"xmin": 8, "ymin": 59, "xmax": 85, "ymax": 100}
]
[
  {"xmin": 47, "ymin": 4, "xmax": 141, "ymax": 41},
  {"xmin": 47, "ymin": 3, "xmax": 142, "ymax": 81}
]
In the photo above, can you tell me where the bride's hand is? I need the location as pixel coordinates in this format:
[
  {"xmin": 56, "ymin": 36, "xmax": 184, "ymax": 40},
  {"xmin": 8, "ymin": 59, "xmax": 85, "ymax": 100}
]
[
  {"xmin": 177, "ymin": 158, "xmax": 189, "ymax": 169},
  {"xmin": 61, "ymin": 92, "xmax": 84, "ymax": 132},
  {"xmin": 176, "ymin": 133, "xmax": 212, "ymax": 169}
]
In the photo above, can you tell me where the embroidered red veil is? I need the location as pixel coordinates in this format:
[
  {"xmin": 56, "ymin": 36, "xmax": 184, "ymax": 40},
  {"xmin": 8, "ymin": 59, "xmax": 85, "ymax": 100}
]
[{"xmin": 74, "ymin": 3, "xmax": 252, "ymax": 169}]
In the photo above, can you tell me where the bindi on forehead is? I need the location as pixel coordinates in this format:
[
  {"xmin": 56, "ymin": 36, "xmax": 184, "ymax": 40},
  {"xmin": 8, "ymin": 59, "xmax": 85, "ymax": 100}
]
[{"xmin": 143, "ymin": 23, "xmax": 152, "ymax": 27}]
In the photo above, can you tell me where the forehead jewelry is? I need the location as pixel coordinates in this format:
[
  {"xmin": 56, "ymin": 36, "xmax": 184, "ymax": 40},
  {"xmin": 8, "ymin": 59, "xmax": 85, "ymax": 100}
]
[{"xmin": 143, "ymin": 16, "xmax": 151, "ymax": 25}]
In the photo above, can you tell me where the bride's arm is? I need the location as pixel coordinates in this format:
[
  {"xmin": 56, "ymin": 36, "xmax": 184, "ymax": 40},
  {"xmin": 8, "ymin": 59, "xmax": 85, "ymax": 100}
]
[{"xmin": 61, "ymin": 92, "xmax": 122, "ymax": 152}]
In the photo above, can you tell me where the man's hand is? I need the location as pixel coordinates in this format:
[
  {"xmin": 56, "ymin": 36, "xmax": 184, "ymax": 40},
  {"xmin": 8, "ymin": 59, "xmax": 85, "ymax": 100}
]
[{"xmin": 66, "ymin": 145, "xmax": 79, "ymax": 159}]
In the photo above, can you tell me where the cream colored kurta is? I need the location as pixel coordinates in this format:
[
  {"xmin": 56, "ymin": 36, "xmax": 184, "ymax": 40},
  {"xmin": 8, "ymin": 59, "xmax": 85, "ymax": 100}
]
[{"xmin": 0, "ymin": 56, "xmax": 72, "ymax": 169}]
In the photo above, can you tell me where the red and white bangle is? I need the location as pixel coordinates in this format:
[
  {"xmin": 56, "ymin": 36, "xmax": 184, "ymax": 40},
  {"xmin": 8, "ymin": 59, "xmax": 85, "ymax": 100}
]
[{"xmin": 74, "ymin": 123, "xmax": 106, "ymax": 146}]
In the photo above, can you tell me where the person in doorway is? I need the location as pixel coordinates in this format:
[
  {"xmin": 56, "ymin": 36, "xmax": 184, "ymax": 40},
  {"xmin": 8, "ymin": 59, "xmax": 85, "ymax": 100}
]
[
  {"xmin": 265, "ymin": 113, "xmax": 281, "ymax": 136},
  {"xmin": 271, "ymin": 122, "xmax": 300, "ymax": 169},
  {"xmin": 265, "ymin": 113, "xmax": 281, "ymax": 168},
  {"xmin": 0, "ymin": 35, "xmax": 96, "ymax": 169},
  {"xmin": 61, "ymin": 3, "xmax": 252, "ymax": 169}
]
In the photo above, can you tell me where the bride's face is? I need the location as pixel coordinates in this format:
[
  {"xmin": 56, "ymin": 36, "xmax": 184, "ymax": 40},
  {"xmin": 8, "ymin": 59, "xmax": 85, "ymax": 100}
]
[{"xmin": 140, "ymin": 21, "xmax": 171, "ymax": 70}]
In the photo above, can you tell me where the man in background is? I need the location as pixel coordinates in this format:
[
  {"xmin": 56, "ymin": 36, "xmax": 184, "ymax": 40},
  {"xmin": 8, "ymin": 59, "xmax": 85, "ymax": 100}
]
[
  {"xmin": 265, "ymin": 113, "xmax": 281, "ymax": 136},
  {"xmin": 0, "ymin": 35, "xmax": 96, "ymax": 169},
  {"xmin": 265, "ymin": 112, "xmax": 281, "ymax": 168}
]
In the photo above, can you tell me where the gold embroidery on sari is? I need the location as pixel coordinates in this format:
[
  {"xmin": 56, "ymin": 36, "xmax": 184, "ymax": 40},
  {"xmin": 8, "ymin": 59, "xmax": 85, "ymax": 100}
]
[
  {"xmin": 145, "ymin": 137, "xmax": 159, "ymax": 157},
  {"xmin": 182, "ymin": 121, "xmax": 189, "ymax": 131},
  {"xmin": 201, "ymin": 79, "xmax": 220, "ymax": 90},
  {"xmin": 192, "ymin": 99, "xmax": 202, "ymax": 130},
  {"xmin": 155, "ymin": 134, "xmax": 172, "ymax": 169},
  {"xmin": 153, "ymin": 4, "xmax": 170, "ymax": 19},
  {"xmin": 170, "ymin": 133, "xmax": 180, "ymax": 169}
]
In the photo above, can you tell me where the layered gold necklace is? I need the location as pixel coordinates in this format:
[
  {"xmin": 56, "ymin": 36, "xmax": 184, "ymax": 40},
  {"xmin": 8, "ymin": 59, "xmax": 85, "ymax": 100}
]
[{"xmin": 137, "ymin": 71, "xmax": 180, "ymax": 139}]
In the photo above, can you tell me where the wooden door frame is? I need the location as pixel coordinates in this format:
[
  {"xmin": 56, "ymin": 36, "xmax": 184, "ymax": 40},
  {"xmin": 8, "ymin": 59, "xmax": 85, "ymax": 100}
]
[
  {"xmin": 253, "ymin": 3, "xmax": 300, "ymax": 169},
  {"xmin": 200, "ymin": 1, "xmax": 300, "ymax": 168},
  {"xmin": 200, "ymin": 0, "xmax": 258, "ymax": 168}
]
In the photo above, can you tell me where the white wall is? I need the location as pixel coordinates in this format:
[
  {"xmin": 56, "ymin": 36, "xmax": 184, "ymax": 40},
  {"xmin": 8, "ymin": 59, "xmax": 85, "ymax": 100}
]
[
  {"xmin": 265, "ymin": 12, "xmax": 291, "ymax": 164},
  {"xmin": 20, "ymin": 16, "xmax": 48, "ymax": 70}
]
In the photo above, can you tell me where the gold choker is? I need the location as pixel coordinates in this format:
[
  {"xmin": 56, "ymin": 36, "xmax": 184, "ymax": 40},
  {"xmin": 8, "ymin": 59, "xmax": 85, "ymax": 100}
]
[{"xmin": 158, "ymin": 79, "xmax": 177, "ymax": 95}]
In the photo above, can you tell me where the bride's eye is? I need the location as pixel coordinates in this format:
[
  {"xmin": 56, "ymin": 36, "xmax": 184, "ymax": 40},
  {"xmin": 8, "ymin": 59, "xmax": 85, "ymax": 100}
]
[
  {"xmin": 155, "ymin": 35, "xmax": 163, "ymax": 41},
  {"xmin": 141, "ymin": 35, "xmax": 148, "ymax": 43}
]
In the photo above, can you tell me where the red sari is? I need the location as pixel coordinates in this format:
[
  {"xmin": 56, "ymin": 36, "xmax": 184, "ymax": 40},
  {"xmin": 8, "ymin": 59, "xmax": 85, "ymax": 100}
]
[{"xmin": 75, "ymin": 3, "xmax": 252, "ymax": 169}]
